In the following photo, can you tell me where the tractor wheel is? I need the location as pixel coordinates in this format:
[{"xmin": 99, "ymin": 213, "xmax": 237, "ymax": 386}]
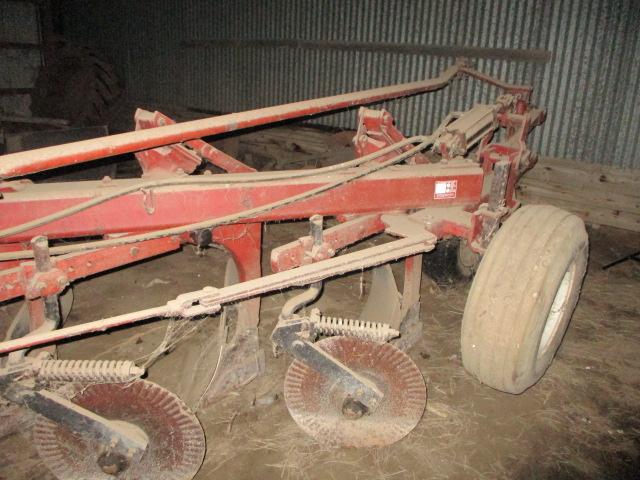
[
  {"xmin": 461, "ymin": 205, "xmax": 588, "ymax": 394},
  {"xmin": 456, "ymin": 238, "xmax": 481, "ymax": 278},
  {"xmin": 31, "ymin": 40, "xmax": 122, "ymax": 126},
  {"xmin": 422, "ymin": 237, "xmax": 480, "ymax": 284}
]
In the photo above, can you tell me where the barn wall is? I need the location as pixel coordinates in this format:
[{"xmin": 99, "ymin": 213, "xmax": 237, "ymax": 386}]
[
  {"xmin": 59, "ymin": 0, "xmax": 640, "ymax": 169},
  {"xmin": 0, "ymin": 0, "xmax": 41, "ymax": 117}
]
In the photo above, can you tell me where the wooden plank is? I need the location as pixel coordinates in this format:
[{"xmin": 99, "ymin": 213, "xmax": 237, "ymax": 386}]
[
  {"xmin": 524, "ymin": 158, "xmax": 640, "ymax": 197},
  {"xmin": 520, "ymin": 178, "xmax": 639, "ymax": 214},
  {"xmin": 519, "ymin": 157, "xmax": 640, "ymax": 232}
]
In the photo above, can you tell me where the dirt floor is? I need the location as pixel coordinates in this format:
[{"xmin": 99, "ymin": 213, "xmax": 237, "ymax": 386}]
[{"xmin": 0, "ymin": 218, "xmax": 638, "ymax": 480}]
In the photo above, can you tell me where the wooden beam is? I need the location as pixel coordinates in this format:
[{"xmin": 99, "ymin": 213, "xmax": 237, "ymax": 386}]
[{"xmin": 518, "ymin": 157, "xmax": 640, "ymax": 232}]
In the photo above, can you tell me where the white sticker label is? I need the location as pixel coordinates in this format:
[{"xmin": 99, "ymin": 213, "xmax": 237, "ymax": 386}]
[{"xmin": 434, "ymin": 180, "xmax": 457, "ymax": 199}]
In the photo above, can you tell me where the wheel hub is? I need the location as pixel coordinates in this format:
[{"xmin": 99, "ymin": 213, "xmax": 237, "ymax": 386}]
[{"xmin": 341, "ymin": 397, "xmax": 368, "ymax": 420}]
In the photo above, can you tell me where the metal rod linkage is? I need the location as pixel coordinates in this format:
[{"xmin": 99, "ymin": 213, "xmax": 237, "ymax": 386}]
[{"xmin": 0, "ymin": 233, "xmax": 436, "ymax": 354}]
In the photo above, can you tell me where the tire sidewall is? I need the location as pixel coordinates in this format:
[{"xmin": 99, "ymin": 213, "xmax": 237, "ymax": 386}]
[
  {"xmin": 528, "ymin": 240, "xmax": 588, "ymax": 382},
  {"xmin": 461, "ymin": 205, "xmax": 589, "ymax": 394},
  {"xmin": 502, "ymin": 215, "xmax": 588, "ymax": 392}
]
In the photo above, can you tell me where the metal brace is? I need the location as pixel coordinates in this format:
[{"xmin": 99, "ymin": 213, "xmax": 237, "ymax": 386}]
[
  {"xmin": 271, "ymin": 314, "xmax": 384, "ymax": 411},
  {"xmin": 0, "ymin": 361, "xmax": 148, "ymax": 474},
  {"xmin": 271, "ymin": 214, "xmax": 384, "ymax": 413}
]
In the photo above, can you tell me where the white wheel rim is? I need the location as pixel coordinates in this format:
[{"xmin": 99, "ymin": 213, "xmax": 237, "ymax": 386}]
[{"xmin": 537, "ymin": 262, "xmax": 576, "ymax": 359}]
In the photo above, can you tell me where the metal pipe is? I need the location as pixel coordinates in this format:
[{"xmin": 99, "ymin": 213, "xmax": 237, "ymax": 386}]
[
  {"xmin": 0, "ymin": 234, "xmax": 436, "ymax": 354},
  {"xmin": 0, "ymin": 65, "xmax": 461, "ymax": 179},
  {"xmin": 280, "ymin": 283, "xmax": 322, "ymax": 320},
  {"xmin": 181, "ymin": 38, "xmax": 551, "ymax": 63}
]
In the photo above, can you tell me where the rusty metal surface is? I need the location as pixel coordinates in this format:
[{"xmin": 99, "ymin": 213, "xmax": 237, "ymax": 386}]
[
  {"xmin": 198, "ymin": 325, "xmax": 265, "ymax": 408},
  {"xmin": 284, "ymin": 336, "xmax": 426, "ymax": 447},
  {"xmin": 32, "ymin": 380, "xmax": 205, "ymax": 480}
]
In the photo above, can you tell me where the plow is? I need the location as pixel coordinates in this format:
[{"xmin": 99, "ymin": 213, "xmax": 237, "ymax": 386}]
[{"xmin": 0, "ymin": 61, "xmax": 588, "ymax": 479}]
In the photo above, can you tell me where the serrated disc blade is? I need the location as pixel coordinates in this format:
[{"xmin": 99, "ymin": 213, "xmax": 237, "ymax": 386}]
[
  {"xmin": 284, "ymin": 336, "xmax": 426, "ymax": 447},
  {"xmin": 33, "ymin": 380, "xmax": 205, "ymax": 480}
]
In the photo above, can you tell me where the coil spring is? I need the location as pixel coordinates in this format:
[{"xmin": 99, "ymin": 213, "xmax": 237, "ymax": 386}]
[
  {"xmin": 312, "ymin": 315, "xmax": 399, "ymax": 343},
  {"xmin": 36, "ymin": 359, "xmax": 145, "ymax": 383}
]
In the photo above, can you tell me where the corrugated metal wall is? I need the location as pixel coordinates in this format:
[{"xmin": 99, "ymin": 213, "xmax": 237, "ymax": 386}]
[
  {"xmin": 0, "ymin": 0, "xmax": 41, "ymax": 117},
  {"xmin": 60, "ymin": 0, "xmax": 640, "ymax": 169}
]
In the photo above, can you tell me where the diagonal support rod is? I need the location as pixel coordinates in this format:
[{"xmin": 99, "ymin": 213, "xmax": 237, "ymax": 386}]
[{"xmin": 0, "ymin": 233, "xmax": 436, "ymax": 355}]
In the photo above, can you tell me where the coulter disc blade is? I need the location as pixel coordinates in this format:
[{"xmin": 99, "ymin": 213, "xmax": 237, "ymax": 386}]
[
  {"xmin": 284, "ymin": 336, "xmax": 426, "ymax": 447},
  {"xmin": 33, "ymin": 380, "xmax": 205, "ymax": 480}
]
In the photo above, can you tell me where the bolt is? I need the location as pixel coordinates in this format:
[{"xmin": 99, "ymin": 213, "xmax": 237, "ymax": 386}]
[
  {"xmin": 97, "ymin": 451, "xmax": 129, "ymax": 476},
  {"xmin": 342, "ymin": 397, "xmax": 368, "ymax": 420},
  {"xmin": 130, "ymin": 247, "xmax": 139, "ymax": 257}
]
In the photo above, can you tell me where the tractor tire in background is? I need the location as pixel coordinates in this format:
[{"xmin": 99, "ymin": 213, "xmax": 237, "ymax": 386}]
[
  {"xmin": 461, "ymin": 205, "xmax": 588, "ymax": 394},
  {"xmin": 31, "ymin": 40, "xmax": 122, "ymax": 127},
  {"xmin": 422, "ymin": 237, "xmax": 481, "ymax": 284}
]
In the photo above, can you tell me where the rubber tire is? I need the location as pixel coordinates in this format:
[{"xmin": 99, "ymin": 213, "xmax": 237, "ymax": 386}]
[
  {"xmin": 456, "ymin": 238, "xmax": 481, "ymax": 278},
  {"xmin": 32, "ymin": 41, "xmax": 121, "ymax": 126},
  {"xmin": 422, "ymin": 238, "xmax": 480, "ymax": 284},
  {"xmin": 461, "ymin": 205, "xmax": 588, "ymax": 394}
]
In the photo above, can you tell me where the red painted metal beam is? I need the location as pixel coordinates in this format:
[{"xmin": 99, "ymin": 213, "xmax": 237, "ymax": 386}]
[
  {"xmin": 270, "ymin": 214, "xmax": 385, "ymax": 272},
  {"xmin": 0, "ymin": 237, "xmax": 181, "ymax": 302},
  {"xmin": 0, "ymin": 64, "xmax": 536, "ymax": 181},
  {"xmin": 135, "ymin": 109, "xmax": 256, "ymax": 174},
  {"xmin": 0, "ymin": 65, "xmax": 463, "ymax": 179},
  {"xmin": 0, "ymin": 164, "xmax": 484, "ymax": 243},
  {"xmin": 0, "ymin": 65, "xmax": 536, "ymax": 181}
]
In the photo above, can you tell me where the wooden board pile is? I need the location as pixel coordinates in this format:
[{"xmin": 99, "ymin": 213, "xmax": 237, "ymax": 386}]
[{"xmin": 518, "ymin": 158, "xmax": 640, "ymax": 232}]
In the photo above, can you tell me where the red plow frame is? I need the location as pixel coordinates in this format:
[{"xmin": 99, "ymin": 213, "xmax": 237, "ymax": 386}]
[{"xmin": 0, "ymin": 61, "xmax": 544, "ymax": 385}]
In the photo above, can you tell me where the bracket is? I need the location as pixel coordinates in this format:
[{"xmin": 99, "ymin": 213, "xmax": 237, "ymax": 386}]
[
  {"xmin": 271, "ymin": 315, "xmax": 384, "ymax": 411},
  {"xmin": 0, "ymin": 374, "xmax": 148, "ymax": 470}
]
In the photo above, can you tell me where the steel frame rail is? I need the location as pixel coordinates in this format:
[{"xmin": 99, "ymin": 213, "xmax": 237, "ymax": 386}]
[{"xmin": 0, "ymin": 64, "xmax": 531, "ymax": 179}]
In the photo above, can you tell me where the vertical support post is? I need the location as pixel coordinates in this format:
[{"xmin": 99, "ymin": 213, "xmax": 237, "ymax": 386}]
[
  {"xmin": 488, "ymin": 159, "xmax": 510, "ymax": 212},
  {"xmin": 401, "ymin": 254, "xmax": 422, "ymax": 317},
  {"xmin": 27, "ymin": 236, "xmax": 61, "ymax": 357},
  {"xmin": 310, "ymin": 214, "xmax": 324, "ymax": 246},
  {"xmin": 388, "ymin": 253, "xmax": 424, "ymax": 351},
  {"xmin": 213, "ymin": 223, "xmax": 262, "ymax": 331},
  {"xmin": 481, "ymin": 158, "xmax": 510, "ymax": 247},
  {"xmin": 199, "ymin": 223, "xmax": 264, "ymax": 406},
  {"xmin": 279, "ymin": 215, "xmax": 324, "ymax": 321}
]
